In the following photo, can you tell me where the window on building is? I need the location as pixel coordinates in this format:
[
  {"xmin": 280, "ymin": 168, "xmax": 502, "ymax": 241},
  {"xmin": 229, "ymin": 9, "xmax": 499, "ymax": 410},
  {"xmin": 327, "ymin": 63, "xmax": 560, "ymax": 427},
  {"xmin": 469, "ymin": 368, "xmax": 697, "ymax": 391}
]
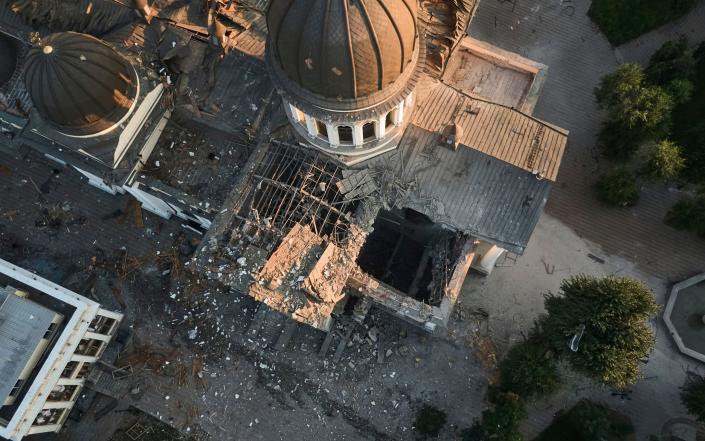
[
  {"xmin": 61, "ymin": 361, "xmax": 79, "ymax": 378},
  {"xmin": 76, "ymin": 362, "xmax": 92, "ymax": 379},
  {"xmin": 44, "ymin": 322, "xmax": 58, "ymax": 340},
  {"xmin": 75, "ymin": 338, "xmax": 104, "ymax": 357},
  {"xmin": 293, "ymin": 107, "xmax": 306, "ymax": 124},
  {"xmin": 89, "ymin": 315, "xmax": 117, "ymax": 335},
  {"xmin": 33, "ymin": 408, "xmax": 66, "ymax": 426},
  {"xmin": 48, "ymin": 384, "xmax": 79, "ymax": 402},
  {"xmin": 385, "ymin": 110, "xmax": 396, "ymax": 128},
  {"xmin": 338, "ymin": 125, "xmax": 353, "ymax": 144},
  {"xmin": 363, "ymin": 122, "xmax": 376, "ymax": 141},
  {"xmin": 316, "ymin": 120, "xmax": 328, "ymax": 139},
  {"xmin": 9, "ymin": 379, "xmax": 25, "ymax": 397}
]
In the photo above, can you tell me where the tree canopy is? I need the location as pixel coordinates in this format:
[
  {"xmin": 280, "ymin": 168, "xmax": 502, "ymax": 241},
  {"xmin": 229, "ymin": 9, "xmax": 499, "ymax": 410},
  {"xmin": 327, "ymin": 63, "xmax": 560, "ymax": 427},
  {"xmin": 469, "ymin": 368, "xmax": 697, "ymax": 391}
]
[
  {"xmin": 682, "ymin": 376, "xmax": 705, "ymax": 423},
  {"xmin": 595, "ymin": 63, "xmax": 673, "ymax": 134},
  {"xmin": 540, "ymin": 275, "xmax": 659, "ymax": 389},
  {"xmin": 644, "ymin": 139, "xmax": 686, "ymax": 182}
]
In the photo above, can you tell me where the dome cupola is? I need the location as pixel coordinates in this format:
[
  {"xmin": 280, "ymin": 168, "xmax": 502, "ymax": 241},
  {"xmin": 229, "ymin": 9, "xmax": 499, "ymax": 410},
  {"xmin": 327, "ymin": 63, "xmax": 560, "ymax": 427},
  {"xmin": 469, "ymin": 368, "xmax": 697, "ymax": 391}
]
[
  {"xmin": 23, "ymin": 32, "xmax": 138, "ymax": 137},
  {"xmin": 266, "ymin": 0, "xmax": 424, "ymax": 163},
  {"xmin": 267, "ymin": 0, "xmax": 419, "ymax": 105}
]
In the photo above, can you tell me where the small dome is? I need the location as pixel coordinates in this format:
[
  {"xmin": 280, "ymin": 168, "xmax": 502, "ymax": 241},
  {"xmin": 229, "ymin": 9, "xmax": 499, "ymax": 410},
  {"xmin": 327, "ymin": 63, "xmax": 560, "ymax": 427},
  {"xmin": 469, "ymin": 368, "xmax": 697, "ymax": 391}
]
[
  {"xmin": 0, "ymin": 33, "xmax": 18, "ymax": 87},
  {"xmin": 267, "ymin": 0, "xmax": 419, "ymax": 101},
  {"xmin": 24, "ymin": 32, "xmax": 138, "ymax": 137}
]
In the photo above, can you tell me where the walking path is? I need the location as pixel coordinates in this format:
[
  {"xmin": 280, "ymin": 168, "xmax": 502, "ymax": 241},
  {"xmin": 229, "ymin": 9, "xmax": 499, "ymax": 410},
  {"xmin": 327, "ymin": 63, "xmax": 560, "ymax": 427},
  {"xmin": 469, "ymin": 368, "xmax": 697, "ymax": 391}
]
[
  {"xmin": 465, "ymin": 1, "xmax": 705, "ymax": 439},
  {"xmin": 469, "ymin": 0, "xmax": 705, "ymax": 281}
]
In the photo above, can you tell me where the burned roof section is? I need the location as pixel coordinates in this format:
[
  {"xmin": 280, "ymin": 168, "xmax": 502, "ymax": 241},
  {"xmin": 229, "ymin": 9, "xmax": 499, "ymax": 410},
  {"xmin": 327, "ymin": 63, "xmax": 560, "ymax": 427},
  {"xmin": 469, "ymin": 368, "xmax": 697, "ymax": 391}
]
[{"xmin": 197, "ymin": 141, "xmax": 375, "ymax": 330}]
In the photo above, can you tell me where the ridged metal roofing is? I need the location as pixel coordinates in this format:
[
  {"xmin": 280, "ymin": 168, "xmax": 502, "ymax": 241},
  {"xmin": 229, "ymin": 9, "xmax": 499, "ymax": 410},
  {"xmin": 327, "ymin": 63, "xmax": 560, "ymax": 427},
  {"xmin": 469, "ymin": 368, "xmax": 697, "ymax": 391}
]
[
  {"xmin": 0, "ymin": 287, "xmax": 57, "ymax": 405},
  {"xmin": 267, "ymin": 0, "xmax": 418, "ymax": 100},
  {"xmin": 367, "ymin": 81, "xmax": 567, "ymax": 254},
  {"xmin": 414, "ymin": 82, "xmax": 567, "ymax": 181},
  {"xmin": 391, "ymin": 124, "xmax": 553, "ymax": 254},
  {"xmin": 23, "ymin": 32, "xmax": 138, "ymax": 136}
]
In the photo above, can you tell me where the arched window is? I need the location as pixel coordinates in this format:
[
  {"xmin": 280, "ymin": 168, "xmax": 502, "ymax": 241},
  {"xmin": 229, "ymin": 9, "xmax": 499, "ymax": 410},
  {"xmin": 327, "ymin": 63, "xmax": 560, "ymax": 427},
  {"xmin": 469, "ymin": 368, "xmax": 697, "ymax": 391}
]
[
  {"xmin": 316, "ymin": 120, "xmax": 328, "ymax": 139},
  {"xmin": 338, "ymin": 125, "xmax": 353, "ymax": 144},
  {"xmin": 386, "ymin": 110, "xmax": 396, "ymax": 128},
  {"xmin": 363, "ymin": 122, "xmax": 376, "ymax": 141},
  {"xmin": 292, "ymin": 107, "xmax": 305, "ymax": 124}
]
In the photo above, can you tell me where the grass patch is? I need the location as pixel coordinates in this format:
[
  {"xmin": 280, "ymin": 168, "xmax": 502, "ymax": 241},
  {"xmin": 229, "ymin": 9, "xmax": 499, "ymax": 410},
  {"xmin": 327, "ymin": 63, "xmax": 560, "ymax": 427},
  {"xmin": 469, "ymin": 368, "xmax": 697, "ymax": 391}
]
[
  {"xmin": 535, "ymin": 400, "xmax": 634, "ymax": 441},
  {"xmin": 588, "ymin": 0, "xmax": 698, "ymax": 46}
]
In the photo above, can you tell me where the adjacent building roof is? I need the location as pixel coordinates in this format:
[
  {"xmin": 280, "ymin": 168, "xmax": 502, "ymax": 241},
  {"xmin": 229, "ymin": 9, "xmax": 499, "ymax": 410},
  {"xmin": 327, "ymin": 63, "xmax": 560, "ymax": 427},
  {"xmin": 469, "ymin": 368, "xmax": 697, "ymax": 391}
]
[
  {"xmin": 380, "ymin": 125, "xmax": 553, "ymax": 254},
  {"xmin": 366, "ymin": 81, "xmax": 567, "ymax": 253},
  {"xmin": 23, "ymin": 32, "xmax": 138, "ymax": 137},
  {"xmin": 267, "ymin": 0, "xmax": 419, "ymax": 101},
  {"xmin": 0, "ymin": 287, "xmax": 57, "ymax": 404},
  {"xmin": 414, "ymin": 82, "xmax": 567, "ymax": 181},
  {"xmin": 0, "ymin": 32, "xmax": 17, "ymax": 86}
]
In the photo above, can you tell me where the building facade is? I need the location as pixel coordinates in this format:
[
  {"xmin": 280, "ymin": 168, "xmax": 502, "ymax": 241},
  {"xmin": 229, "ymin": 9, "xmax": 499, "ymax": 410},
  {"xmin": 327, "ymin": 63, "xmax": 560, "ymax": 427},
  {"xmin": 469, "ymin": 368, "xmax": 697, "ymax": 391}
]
[{"xmin": 0, "ymin": 259, "xmax": 123, "ymax": 440}]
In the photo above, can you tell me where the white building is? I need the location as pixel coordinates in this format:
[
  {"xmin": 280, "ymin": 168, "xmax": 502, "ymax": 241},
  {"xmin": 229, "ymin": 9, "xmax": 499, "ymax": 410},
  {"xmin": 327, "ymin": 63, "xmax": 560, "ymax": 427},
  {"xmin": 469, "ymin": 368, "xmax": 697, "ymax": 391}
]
[{"xmin": 0, "ymin": 258, "xmax": 123, "ymax": 440}]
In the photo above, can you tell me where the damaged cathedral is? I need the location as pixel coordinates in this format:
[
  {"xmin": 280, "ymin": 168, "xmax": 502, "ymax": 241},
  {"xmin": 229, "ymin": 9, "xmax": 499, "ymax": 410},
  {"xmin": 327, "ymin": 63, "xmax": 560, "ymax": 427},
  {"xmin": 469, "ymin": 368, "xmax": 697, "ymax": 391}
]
[{"xmin": 0, "ymin": 0, "xmax": 567, "ymax": 335}]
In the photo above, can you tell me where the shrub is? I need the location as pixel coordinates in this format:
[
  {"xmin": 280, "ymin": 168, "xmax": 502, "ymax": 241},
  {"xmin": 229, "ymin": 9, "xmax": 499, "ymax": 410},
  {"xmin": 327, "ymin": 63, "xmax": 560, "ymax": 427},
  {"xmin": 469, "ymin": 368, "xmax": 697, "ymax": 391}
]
[
  {"xmin": 665, "ymin": 194, "xmax": 705, "ymax": 236},
  {"xmin": 597, "ymin": 121, "xmax": 646, "ymax": 160},
  {"xmin": 667, "ymin": 78, "xmax": 695, "ymax": 105},
  {"xmin": 644, "ymin": 140, "xmax": 686, "ymax": 182},
  {"xmin": 646, "ymin": 36, "xmax": 696, "ymax": 86},
  {"xmin": 680, "ymin": 122, "xmax": 705, "ymax": 182},
  {"xmin": 596, "ymin": 169, "xmax": 640, "ymax": 207},
  {"xmin": 414, "ymin": 404, "xmax": 447, "ymax": 438},
  {"xmin": 499, "ymin": 339, "xmax": 561, "ymax": 399},
  {"xmin": 568, "ymin": 401, "xmax": 611, "ymax": 441},
  {"xmin": 540, "ymin": 275, "xmax": 659, "ymax": 389},
  {"xmin": 466, "ymin": 392, "xmax": 526, "ymax": 441},
  {"xmin": 682, "ymin": 376, "xmax": 705, "ymax": 423},
  {"xmin": 595, "ymin": 64, "xmax": 673, "ymax": 135},
  {"xmin": 535, "ymin": 400, "xmax": 634, "ymax": 441}
]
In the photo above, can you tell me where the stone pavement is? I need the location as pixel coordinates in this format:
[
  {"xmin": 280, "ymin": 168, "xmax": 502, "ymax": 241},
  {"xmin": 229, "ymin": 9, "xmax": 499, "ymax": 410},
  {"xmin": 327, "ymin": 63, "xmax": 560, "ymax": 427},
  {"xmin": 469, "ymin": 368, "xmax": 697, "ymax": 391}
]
[
  {"xmin": 464, "ymin": 1, "xmax": 705, "ymax": 438},
  {"xmin": 459, "ymin": 213, "xmax": 705, "ymax": 440},
  {"xmin": 469, "ymin": 0, "xmax": 705, "ymax": 281}
]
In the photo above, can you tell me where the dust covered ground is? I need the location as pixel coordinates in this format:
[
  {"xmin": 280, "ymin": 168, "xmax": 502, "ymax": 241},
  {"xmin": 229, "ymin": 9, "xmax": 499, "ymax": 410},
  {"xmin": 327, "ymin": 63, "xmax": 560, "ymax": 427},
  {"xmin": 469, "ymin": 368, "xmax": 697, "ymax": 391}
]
[{"xmin": 0, "ymin": 151, "xmax": 491, "ymax": 441}]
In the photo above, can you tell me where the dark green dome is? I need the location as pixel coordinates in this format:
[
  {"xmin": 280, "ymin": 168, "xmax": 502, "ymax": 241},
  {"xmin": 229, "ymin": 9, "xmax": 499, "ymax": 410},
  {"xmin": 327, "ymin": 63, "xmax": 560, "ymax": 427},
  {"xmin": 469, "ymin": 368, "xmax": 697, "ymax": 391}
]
[{"xmin": 24, "ymin": 32, "xmax": 138, "ymax": 136}]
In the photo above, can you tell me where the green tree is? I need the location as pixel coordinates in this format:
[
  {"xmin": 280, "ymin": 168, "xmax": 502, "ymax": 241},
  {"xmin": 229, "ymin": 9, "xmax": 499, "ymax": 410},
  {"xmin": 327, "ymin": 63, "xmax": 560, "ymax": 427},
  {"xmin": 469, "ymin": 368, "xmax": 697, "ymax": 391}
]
[
  {"xmin": 597, "ymin": 121, "xmax": 646, "ymax": 160},
  {"xmin": 644, "ymin": 140, "xmax": 686, "ymax": 182},
  {"xmin": 595, "ymin": 64, "xmax": 673, "ymax": 134},
  {"xmin": 646, "ymin": 36, "xmax": 696, "ymax": 86},
  {"xmin": 595, "ymin": 168, "xmax": 640, "ymax": 207},
  {"xmin": 665, "ymin": 193, "xmax": 705, "ymax": 236},
  {"xmin": 414, "ymin": 404, "xmax": 447, "ymax": 438},
  {"xmin": 681, "ymin": 122, "xmax": 705, "ymax": 182},
  {"xmin": 568, "ymin": 401, "xmax": 611, "ymax": 441},
  {"xmin": 666, "ymin": 78, "xmax": 694, "ymax": 105},
  {"xmin": 681, "ymin": 376, "xmax": 705, "ymax": 423},
  {"xmin": 499, "ymin": 337, "xmax": 562, "ymax": 399},
  {"xmin": 465, "ymin": 392, "xmax": 526, "ymax": 441},
  {"xmin": 540, "ymin": 275, "xmax": 659, "ymax": 389}
]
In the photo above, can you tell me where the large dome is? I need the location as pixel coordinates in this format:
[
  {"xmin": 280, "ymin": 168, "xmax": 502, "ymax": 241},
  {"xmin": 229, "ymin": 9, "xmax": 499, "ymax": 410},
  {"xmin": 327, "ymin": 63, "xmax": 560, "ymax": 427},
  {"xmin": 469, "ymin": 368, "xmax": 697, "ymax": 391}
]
[
  {"xmin": 24, "ymin": 32, "xmax": 138, "ymax": 137},
  {"xmin": 267, "ymin": 0, "xmax": 419, "ymax": 102},
  {"xmin": 0, "ymin": 33, "xmax": 18, "ymax": 87}
]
